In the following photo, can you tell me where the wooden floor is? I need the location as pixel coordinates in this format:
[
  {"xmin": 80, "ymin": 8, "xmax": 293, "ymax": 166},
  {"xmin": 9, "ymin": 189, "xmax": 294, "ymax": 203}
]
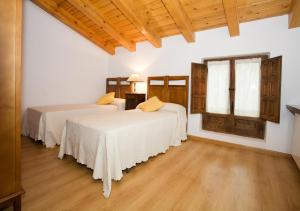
[{"xmin": 21, "ymin": 136, "xmax": 300, "ymax": 211}]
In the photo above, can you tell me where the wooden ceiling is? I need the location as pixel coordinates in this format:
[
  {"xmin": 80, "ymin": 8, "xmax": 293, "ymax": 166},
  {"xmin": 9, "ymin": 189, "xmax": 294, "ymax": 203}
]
[{"xmin": 32, "ymin": 0, "xmax": 300, "ymax": 55}]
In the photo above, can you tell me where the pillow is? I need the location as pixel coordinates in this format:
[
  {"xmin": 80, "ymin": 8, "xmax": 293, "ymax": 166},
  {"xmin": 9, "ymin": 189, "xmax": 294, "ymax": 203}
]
[
  {"xmin": 136, "ymin": 102, "xmax": 144, "ymax": 109},
  {"xmin": 159, "ymin": 102, "xmax": 186, "ymax": 114},
  {"xmin": 158, "ymin": 103, "xmax": 187, "ymax": 140},
  {"xmin": 112, "ymin": 98, "xmax": 126, "ymax": 110},
  {"xmin": 139, "ymin": 96, "xmax": 164, "ymax": 112},
  {"xmin": 96, "ymin": 92, "xmax": 115, "ymax": 105}
]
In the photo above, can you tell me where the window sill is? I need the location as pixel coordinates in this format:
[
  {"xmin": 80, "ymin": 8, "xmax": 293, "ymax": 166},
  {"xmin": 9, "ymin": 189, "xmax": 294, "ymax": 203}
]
[{"xmin": 202, "ymin": 113, "xmax": 266, "ymax": 139}]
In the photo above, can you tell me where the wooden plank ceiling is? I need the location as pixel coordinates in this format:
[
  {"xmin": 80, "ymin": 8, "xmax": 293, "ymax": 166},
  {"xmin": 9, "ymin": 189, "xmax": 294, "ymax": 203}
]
[{"xmin": 32, "ymin": 0, "xmax": 299, "ymax": 55}]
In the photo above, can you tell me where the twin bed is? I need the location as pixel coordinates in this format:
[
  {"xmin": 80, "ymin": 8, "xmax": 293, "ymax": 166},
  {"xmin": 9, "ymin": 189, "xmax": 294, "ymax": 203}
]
[
  {"xmin": 22, "ymin": 76, "xmax": 189, "ymax": 198},
  {"xmin": 22, "ymin": 104, "xmax": 119, "ymax": 147},
  {"xmin": 22, "ymin": 77, "xmax": 129, "ymax": 147}
]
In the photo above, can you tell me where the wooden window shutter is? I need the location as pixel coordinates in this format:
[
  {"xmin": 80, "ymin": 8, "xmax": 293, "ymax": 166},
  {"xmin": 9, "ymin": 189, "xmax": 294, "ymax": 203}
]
[
  {"xmin": 191, "ymin": 63, "xmax": 208, "ymax": 113},
  {"xmin": 260, "ymin": 56, "xmax": 282, "ymax": 123}
]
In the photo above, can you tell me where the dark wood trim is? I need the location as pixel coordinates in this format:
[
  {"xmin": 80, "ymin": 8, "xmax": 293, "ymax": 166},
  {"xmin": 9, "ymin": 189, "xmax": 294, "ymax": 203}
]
[
  {"xmin": 200, "ymin": 53, "xmax": 270, "ymax": 139},
  {"xmin": 203, "ymin": 53, "xmax": 269, "ymax": 63},
  {"xmin": 106, "ymin": 77, "xmax": 130, "ymax": 98},
  {"xmin": 203, "ymin": 53, "xmax": 269, "ymax": 118},
  {"xmin": 202, "ymin": 113, "xmax": 265, "ymax": 139},
  {"xmin": 260, "ymin": 56, "xmax": 282, "ymax": 123},
  {"xmin": 230, "ymin": 59, "xmax": 235, "ymax": 115},
  {"xmin": 0, "ymin": 189, "xmax": 24, "ymax": 211},
  {"xmin": 190, "ymin": 63, "xmax": 207, "ymax": 114},
  {"xmin": 287, "ymin": 105, "xmax": 300, "ymax": 115},
  {"xmin": 187, "ymin": 135, "xmax": 292, "ymax": 158},
  {"xmin": 147, "ymin": 75, "xmax": 189, "ymax": 112}
]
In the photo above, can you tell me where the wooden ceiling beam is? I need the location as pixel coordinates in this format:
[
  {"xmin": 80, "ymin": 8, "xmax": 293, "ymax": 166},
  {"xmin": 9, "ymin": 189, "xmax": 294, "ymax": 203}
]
[
  {"xmin": 162, "ymin": 0, "xmax": 195, "ymax": 42},
  {"xmin": 222, "ymin": 0, "xmax": 240, "ymax": 36},
  {"xmin": 223, "ymin": 0, "xmax": 240, "ymax": 37},
  {"xmin": 111, "ymin": 0, "xmax": 161, "ymax": 48},
  {"xmin": 32, "ymin": 0, "xmax": 115, "ymax": 55},
  {"xmin": 67, "ymin": 0, "xmax": 136, "ymax": 52},
  {"xmin": 289, "ymin": 0, "xmax": 300, "ymax": 28}
]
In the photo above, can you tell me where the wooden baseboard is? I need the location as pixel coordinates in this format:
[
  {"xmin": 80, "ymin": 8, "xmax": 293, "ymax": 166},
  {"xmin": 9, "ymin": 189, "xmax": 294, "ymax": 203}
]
[{"xmin": 187, "ymin": 134, "xmax": 292, "ymax": 159}]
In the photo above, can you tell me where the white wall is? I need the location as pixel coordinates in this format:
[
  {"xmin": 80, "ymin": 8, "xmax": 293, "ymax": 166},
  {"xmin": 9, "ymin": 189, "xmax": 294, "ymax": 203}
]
[
  {"xmin": 22, "ymin": 0, "xmax": 110, "ymax": 113},
  {"xmin": 108, "ymin": 15, "xmax": 300, "ymax": 153},
  {"xmin": 23, "ymin": 2, "xmax": 300, "ymax": 154}
]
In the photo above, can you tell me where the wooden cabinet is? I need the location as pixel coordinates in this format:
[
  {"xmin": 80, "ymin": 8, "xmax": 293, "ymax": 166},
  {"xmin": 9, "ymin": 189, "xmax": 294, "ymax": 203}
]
[
  {"xmin": 125, "ymin": 93, "xmax": 146, "ymax": 110},
  {"xmin": 287, "ymin": 105, "xmax": 300, "ymax": 169},
  {"xmin": 292, "ymin": 114, "xmax": 300, "ymax": 169},
  {"xmin": 0, "ymin": 0, "xmax": 23, "ymax": 210}
]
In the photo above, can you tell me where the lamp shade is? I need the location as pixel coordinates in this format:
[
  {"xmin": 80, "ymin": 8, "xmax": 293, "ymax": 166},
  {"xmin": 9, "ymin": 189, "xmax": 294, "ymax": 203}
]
[{"xmin": 127, "ymin": 74, "xmax": 143, "ymax": 82}]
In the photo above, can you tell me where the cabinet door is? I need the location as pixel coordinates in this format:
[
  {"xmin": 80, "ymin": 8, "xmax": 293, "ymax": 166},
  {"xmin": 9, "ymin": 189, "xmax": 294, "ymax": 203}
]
[
  {"xmin": 292, "ymin": 114, "xmax": 300, "ymax": 169},
  {"xmin": 0, "ymin": 0, "xmax": 22, "ymax": 198}
]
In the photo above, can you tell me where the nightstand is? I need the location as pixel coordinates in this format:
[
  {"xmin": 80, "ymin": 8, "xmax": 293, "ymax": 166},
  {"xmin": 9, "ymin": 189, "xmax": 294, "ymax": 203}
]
[{"xmin": 125, "ymin": 93, "xmax": 146, "ymax": 110}]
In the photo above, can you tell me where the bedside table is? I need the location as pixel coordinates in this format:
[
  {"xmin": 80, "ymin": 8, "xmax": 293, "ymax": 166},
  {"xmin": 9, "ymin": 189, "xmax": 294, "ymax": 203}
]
[{"xmin": 125, "ymin": 93, "xmax": 146, "ymax": 110}]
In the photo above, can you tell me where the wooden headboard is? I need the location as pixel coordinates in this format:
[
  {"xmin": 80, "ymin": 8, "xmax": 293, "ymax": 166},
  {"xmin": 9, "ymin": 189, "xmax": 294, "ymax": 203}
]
[
  {"xmin": 147, "ymin": 76, "xmax": 189, "ymax": 110},
  {"xmin": 106, "ymin": 77, "xmax": 131, "ymax": 98}
]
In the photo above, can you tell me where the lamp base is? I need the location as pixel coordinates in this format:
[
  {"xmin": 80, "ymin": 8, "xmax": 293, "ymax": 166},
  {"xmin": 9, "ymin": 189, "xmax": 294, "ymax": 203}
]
[{"xmin": 130, "ymin": 82, "xmax": 136, "ymax": 93}]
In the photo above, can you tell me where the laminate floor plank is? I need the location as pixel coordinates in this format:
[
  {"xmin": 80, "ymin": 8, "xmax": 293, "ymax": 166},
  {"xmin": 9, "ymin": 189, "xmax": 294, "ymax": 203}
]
[{"xmin": 21, "ymin": 136, "xmax": 300, "ymax": 211}]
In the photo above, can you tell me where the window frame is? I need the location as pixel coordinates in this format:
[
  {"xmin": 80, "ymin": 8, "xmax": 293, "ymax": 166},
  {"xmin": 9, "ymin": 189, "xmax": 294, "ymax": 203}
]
[
  {"xmin": 202, "ymin": 54, "xmax": 269, "ymax": 139},
  {"xmin": 204, "ymin": 54, "xmax": 268, "ymax": 118}
]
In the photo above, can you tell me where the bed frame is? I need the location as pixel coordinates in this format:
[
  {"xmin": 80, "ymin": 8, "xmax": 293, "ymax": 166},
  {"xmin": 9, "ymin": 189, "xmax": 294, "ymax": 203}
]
[
  {"xmin": 107, "ymin": 76, "xmax": 189, "ymax": 110},
  {"xmin": 147, "ymin": 76, "xmax": 189, "ymax": 111},
  {"xmin": 106, "ymin": 77, "xmax": 131, "ymax": 98}
]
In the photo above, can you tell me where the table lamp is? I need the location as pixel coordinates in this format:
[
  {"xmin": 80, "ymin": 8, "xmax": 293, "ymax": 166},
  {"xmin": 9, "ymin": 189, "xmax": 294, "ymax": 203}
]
[{"xmin": 127, "ymin": 74, "xmax": 143, "ymax": 93}]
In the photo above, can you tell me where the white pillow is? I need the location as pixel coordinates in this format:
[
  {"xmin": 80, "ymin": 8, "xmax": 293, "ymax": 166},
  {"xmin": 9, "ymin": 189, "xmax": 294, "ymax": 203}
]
[
  {"xmin": 159, "ymin": 102, "xmax": 186, "ymax": 114},
  {"xmin": 111, "ymin": 98, "xmax": 125, "ymax": 111},
  {"xmin": 159, "ymin": 103, "xmax": 187, "ymax": 141}
]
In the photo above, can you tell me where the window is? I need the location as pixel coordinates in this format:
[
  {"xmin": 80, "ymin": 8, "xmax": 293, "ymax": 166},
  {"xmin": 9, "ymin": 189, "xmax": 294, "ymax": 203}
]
[
  {"xmin": 234, "ymin": 58, "xmax": 261, "ymax": 117},
  {"xmin": 206, "ymin": 57, "xmax": 262, "ymax": 118},
  {"xmin": 191, "ymin": 54, "xmax": 282, "ymax": 139},
  {"xmin": 206, "ymin": 60, "xmax": 230, "ymax": 114}
]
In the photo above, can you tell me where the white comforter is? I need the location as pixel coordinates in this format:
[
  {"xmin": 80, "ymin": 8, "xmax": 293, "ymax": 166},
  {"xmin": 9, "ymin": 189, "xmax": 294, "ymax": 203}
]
[
  {"xmin": 22, "ymin": 104, "xmax": 118, "ymax": 147},
  {"xmin": 59, "ymin": 104, "xmax": 187, "ymax": 198}
]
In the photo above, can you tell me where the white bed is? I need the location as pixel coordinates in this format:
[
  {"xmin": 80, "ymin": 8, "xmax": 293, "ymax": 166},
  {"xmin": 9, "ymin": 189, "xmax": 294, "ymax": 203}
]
[
  {"xmin": 58, "ymin": 103, "xmax": 187, "ymax": 198},
  {"xmin": 22, "ymin": 99, "xmax": 125, "ymax": 148}
]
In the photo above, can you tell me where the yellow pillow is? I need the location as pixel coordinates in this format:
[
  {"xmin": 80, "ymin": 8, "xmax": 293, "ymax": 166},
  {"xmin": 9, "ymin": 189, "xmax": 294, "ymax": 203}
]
[
  {"xmin": 136, "ymin": 102, "xmax": 144, "ymax": 109},
  {"xmin": 96, "ymin": 92, "xmax": 115, "ymax": 105},
  {"xmin": 139, "ymin": 96, "xmax": 164, "ymax": 112}
]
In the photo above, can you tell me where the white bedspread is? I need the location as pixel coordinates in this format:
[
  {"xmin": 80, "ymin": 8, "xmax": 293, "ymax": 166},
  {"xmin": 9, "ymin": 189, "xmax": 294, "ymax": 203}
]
[
  {"xmin": 22, "ymin": 104, "xmax": 118, "ymax": 147},
  {"xmin": 59, "ymin": 105, "xmax": 187, "ymax": 198}
]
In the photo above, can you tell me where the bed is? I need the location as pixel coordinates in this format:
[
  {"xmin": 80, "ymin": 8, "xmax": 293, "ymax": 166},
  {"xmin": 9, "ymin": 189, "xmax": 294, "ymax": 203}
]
[
  {"xmin": 22, "ymin": 77, "xmax": 129, "ymax": 148},
  {"xmin": 106, "ymin": 76, "xmax": 131, "ymax": 98},
  {"xmin": 58, "ymin": 75, "xmax": 189, "ymax": 198}
]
